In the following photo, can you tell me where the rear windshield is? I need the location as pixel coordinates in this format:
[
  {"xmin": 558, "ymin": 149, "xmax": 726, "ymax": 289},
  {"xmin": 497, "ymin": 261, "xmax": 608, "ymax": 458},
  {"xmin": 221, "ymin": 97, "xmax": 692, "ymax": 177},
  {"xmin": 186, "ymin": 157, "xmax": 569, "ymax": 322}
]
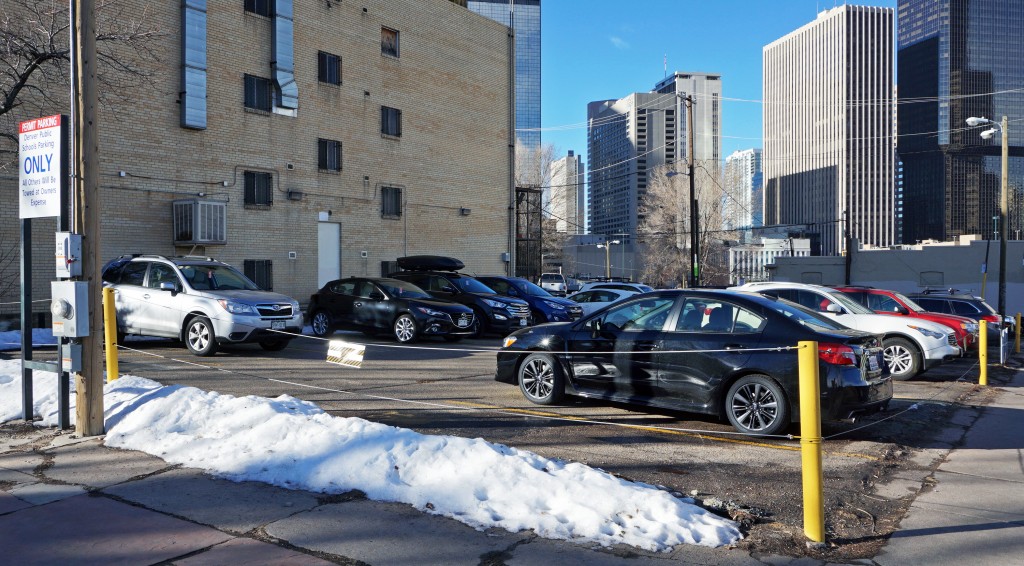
[
  {"xmin": 769, "ymin": 299, "xmax": 849, "ymax": 332},
  {"xmin": 379, "ymin": 280, "xmax": 431, "ymax": 300},
  {"xmin": 453, "ymin": 276, "xmax": 497, "ymax": 294},
  {"xmin": 539, "ymin": 274, "xmax": 564, "ymax": 282}
]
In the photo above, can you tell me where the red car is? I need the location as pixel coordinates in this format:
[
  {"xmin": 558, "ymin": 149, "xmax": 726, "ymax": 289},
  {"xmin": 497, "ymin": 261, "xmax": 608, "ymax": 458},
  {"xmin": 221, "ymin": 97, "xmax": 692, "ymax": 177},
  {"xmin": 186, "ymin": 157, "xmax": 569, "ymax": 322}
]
[{"xmin": 835, "ymin": 286, "xmax": 979, "ymax": 351}]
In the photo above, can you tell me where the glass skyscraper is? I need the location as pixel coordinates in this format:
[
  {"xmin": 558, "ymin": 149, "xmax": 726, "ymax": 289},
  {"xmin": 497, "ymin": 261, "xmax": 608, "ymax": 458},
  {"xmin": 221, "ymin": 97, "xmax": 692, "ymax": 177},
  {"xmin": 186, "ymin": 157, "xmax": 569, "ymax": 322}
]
[
  {"xmin": 898, "ymin": 0, "xmax": 1024, "ymax": 244},
  {"xmin": 468, "ymin": 0, "xmax": 541, "ymax": 151}
]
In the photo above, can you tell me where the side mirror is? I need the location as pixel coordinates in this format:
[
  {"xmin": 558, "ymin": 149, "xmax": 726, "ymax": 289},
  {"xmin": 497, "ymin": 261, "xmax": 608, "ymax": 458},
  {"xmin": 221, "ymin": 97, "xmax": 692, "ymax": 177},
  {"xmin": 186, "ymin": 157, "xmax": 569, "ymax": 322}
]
[
  {"xmin": 894, "ymin": 305, "xmax": 908, "ymax": 314},
  {"xmin": 441, "ymin": 285, "xmax": 457, "ymax": 293},
  {"xmin": 369, "ymin": 291, "xmax": 385, "ymax": 301},
  {"xmin": 507, "ymin": 288, "xmax": 519, "ymax": 296},
  {"xmin": 826, "ymin": 303, "xmax": 843, "ymax": 313},
  {"xmin": 159, "ymin": 281, "xmax": 178, "ymax": 294}
]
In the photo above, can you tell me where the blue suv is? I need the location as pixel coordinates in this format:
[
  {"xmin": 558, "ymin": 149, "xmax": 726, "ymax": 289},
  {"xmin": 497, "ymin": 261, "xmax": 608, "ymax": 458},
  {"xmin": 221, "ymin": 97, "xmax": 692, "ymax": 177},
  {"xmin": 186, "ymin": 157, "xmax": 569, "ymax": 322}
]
[{"xmin": 476, "ymin": 276, "xmax": 583, "ymax": 323}]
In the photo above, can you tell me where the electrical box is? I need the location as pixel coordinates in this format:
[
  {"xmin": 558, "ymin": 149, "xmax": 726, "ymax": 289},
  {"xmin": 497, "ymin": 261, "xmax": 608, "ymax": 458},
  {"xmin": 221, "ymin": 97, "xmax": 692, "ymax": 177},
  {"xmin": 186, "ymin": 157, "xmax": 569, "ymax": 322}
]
[
  {"xmin": 61, "ymin": 342, "xmax": 83, "ymax": 372},
  {"xmin": 51, "ymin": 281, "xmax": 89, "ymax": 337},
  {"xmin": 55, "ymin": 232, "xmax": 83, "ymax": 278}
]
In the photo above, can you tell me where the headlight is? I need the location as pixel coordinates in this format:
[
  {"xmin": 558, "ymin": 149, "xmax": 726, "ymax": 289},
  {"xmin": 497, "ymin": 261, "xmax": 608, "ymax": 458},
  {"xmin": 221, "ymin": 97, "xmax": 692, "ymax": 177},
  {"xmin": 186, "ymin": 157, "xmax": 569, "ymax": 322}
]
[
  {"xmin": 218, "ymin": 300, "xmax": 256, "ymax": 315},
  {"xmin": 963, "ymin": 322, "xmax": 979, "ymax": 333},
  {"xmin": 416, "ymin": 306, "xmax": 445, "ymax": 317},
  {"xmin": 503, "ymin": 336, "xmax": 517, "ymax": 348},
  {"xmin": 543, "ymin": 300, "xmax": 567, "ymax": 310},
  {"xmin": 483, "ymin": 298, "xmax": 506, "ymax": 308},
  {"xmin": 908, "ymin": 325, "xmax": 945, "ymax": 340}
]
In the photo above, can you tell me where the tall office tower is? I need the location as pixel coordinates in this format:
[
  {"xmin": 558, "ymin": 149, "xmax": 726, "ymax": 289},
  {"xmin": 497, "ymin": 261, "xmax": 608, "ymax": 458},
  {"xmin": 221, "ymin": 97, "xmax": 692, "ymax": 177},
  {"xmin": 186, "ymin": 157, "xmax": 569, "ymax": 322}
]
[
  {"xmin": 547, "ymin": 150, "xmax": 584, "ymax": 234},
  {"xmin": 587, "ymin": 92, "xmax": 678, "ymax": 242},
  {"xmin": 468, "ymin": 0, "xmax": 541, "ymax": 151},
  {"xmin": 898, "ymin": 0, "xmax": 1024, "ymax": 244},
  {"xmin": 763, "ymin": 5, "xmax": 895, "ymax": 255},
  {"xmin": 653, "ymin": 72, "xmax": 723, "ymax": 183},
  {"xmin": 723, "ymin": 148, "xmax": 764, "ymax": 234}
]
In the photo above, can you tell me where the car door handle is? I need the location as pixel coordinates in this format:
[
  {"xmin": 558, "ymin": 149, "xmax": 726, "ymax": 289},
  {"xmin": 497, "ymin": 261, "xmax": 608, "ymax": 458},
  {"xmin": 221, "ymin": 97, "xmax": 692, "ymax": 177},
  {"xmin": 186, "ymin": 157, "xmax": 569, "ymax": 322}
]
[
  {"xmin": 354, "ymin": 302, "xmax": 363, "ymax": 307},
  {"xmin": 142, "ymin": 293, "xmax": 151, "ymax": 299},
  {"xmin": 724, "ymin": 343, "xmax": 745, "ymax": 350},
  {"xmin": 636, "ymin": 341, "xmax": 661, "ymax": 351}
]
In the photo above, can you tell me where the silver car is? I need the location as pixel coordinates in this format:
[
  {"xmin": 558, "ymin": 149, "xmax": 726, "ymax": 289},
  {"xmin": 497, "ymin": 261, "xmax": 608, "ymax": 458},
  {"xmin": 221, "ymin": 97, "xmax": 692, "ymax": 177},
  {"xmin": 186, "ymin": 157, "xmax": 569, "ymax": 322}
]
[{"xmin": 102, "ymin": 255, "xmax": 303, "ymax": 356}]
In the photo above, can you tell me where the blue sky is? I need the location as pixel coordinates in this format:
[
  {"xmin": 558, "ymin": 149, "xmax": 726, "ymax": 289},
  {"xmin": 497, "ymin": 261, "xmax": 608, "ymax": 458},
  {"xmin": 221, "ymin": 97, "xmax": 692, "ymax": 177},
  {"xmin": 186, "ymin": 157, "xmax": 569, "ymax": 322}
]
[{"xmin": 539, "ymin": 0, "xmax": 897, "ymax": 161}]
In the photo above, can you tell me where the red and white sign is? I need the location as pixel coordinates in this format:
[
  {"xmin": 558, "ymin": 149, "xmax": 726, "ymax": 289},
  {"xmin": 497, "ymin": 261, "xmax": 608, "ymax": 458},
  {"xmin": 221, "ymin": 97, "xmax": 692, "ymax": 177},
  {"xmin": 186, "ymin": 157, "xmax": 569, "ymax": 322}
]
[{"xmin": 19, "ymin": 114, "xmax": 63, "ymax": 219}]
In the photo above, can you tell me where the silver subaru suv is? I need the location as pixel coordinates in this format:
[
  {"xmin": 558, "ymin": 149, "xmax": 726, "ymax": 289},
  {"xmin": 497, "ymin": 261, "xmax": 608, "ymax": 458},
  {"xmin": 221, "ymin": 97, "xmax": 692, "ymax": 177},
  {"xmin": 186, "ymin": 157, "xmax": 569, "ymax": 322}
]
[{"xmin": 102, "ymin": 255, "xmax": 303, "ymax": 356}]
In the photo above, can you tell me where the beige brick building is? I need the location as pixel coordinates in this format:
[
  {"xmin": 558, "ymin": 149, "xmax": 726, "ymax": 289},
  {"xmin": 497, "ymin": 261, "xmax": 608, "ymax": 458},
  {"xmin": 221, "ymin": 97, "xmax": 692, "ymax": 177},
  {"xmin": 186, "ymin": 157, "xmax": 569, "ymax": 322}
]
[{"xmin": 0, "ymin": 0, "xmax": 513, "ymax": 316}]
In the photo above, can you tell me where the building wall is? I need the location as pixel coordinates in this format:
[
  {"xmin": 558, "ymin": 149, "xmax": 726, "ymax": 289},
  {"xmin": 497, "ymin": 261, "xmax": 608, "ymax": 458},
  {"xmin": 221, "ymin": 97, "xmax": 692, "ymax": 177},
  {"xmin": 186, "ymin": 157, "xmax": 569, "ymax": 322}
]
[
  {"xmin": 723, "ymin": 148, "xmax": 763, "ymax": 233},
  {"xmin": 547, "ymin": 150, "xmax": 583, "ymax": 234},
  {"xmin": 653, "ymin": 72, "xmax": 723, "ymax": 179},
  {"xmin": 763, "ymin": 5, "xmax": 894, "ymax": 255},
  {"xmin": 0, "ymin": 0, "xmax": 512, "ymax": 316}
]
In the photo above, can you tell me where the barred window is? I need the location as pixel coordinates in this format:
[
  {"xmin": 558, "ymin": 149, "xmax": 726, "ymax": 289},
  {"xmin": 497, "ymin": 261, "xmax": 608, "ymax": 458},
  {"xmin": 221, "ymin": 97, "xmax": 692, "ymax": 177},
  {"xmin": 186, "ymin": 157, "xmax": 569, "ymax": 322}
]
[
  {"xmin": 381, "ymin": 27, "xmax": 399, "ymax": 57},
  {"xmin": 318, "ymin": 51, "xmax": 341, "ymax": 85},
  {"xmin": 243, "ymin": 259, "xmax": 273, "ymax": 290},
  {"xmin": 244, "ymin": 0, "xmax": 272, "ymax": 17},
  {"xmin": 244, "ymin": 171, "xmax": 273, "ymax": 206},
  {"xmin": 382, "ymin": 186, "xmax": 402, "ymax": 218},
  {"xmin": 381, "ymin": 106, "xmax": 402, "ymax": 137},
  {"xmin": 244, "ymin": 74, "xmax": 272, "ymax": 112},
  {"xmin": 318, "ymin": 139, "xmax": 342, "ymax": 171}
]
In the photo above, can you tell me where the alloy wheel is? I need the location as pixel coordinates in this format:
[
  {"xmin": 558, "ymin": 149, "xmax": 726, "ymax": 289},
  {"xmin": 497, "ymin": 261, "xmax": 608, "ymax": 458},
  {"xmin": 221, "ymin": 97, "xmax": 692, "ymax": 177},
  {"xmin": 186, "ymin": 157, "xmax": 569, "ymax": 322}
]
[
  {"xmin": 730, "ymin": 382, "xmax": 779, "ymax": 432},
  {"xmin": 521, "ymin": 357, "xmax": 554, "ymax": 400},
  {"xmin": 311, "ymin": 311, "xmax": 330, "ymax": 337}
]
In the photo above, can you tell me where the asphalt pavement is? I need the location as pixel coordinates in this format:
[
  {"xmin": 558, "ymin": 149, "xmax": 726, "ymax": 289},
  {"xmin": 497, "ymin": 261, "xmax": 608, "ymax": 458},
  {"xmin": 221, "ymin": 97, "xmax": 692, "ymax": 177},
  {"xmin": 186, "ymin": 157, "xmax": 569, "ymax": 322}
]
[{"xmin": 2, "ymin": 357, "xmax": 1022, "ymax": 565}]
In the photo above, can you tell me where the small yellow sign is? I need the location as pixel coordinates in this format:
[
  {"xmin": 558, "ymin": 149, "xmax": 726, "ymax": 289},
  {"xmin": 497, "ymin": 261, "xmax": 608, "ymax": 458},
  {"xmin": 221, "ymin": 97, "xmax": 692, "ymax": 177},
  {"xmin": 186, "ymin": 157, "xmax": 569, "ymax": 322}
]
[{"xmin": 327, "ymin": 340, "xmax": 364, "ymax": 369}]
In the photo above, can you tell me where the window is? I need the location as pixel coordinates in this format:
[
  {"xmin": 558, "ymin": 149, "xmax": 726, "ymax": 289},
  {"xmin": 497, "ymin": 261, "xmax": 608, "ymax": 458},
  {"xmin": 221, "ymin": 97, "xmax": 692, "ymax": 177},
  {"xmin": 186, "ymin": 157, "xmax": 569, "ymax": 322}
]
[
  {"xmin": 381, "ymin": 106, "xmax": 402, "ymax": 137},
  {"xmin": 244, "ymin": 74, "xmax": 272, "ymax": 112},
  {"xmin": 244, "ymin": 171, "xmax": 273, "ymax": 206},
  {"xmin": 120, "ymin": 262, "xmax": 149, "ymax": 287},
  {"xmin": 318, "ymin": 51, "xmax": 341, "ymax": 85},
  {"xmin": 244, "ymin": 0, "xmax": 272, "ymax": 17},
  {"xmin": 381, "ymin": 186, "xmax": 402, "ymax": 218},
  {"xmin": 381, "ymin": 27, "xmax": 399, "ymax": 57},
  {"xmin": 148, "ymin": 264, "xmax": 181, "ymax": 289},
  {"xmin": 243, "ymin": 260, "xmax": 273, "ymax": 290},
  {"xmin": 600, "ymin": 297, "xmax": 676, "ymax": 332},
  {"xmin": 318, "ymin": 139, "xmax": 342, "ymax": 171}
]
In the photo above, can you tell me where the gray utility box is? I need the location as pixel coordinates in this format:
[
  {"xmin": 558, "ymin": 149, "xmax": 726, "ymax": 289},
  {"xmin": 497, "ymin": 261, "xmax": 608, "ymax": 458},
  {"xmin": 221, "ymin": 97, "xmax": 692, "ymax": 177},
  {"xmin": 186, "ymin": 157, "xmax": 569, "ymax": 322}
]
[
  {"xmin": 51, "ymin": 281, "xmax": 89, "ymax": 337},
  {"xmin": 55, "ymin": 232, "xmax": 83, "ymax": 278}
]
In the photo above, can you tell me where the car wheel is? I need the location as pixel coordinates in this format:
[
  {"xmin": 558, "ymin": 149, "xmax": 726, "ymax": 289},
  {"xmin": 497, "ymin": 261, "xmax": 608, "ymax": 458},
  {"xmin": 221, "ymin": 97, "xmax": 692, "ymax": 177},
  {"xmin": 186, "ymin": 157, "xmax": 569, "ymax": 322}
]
[
  {"xmin": 393, "ymin": 314, "xmax": 419, "ymax": 343},
  {"xmin": 259, "ymin": 339, "xmax": 288, "ymax": 351},
  {"xmin": 725, "ymin": 374, "xmax": 789, "ymax": 436},
  {"xmin": 518, "ymin": 353, "xmax": 564, "ymax": 405},
  {"xmin": 310, "ymin": 310, "xmax": 332, "ymax": 337},
  {"xmin": 468, "ymin": 309, "xmax": 486, "ymax": 338},
  {"xmin": 531, "ymin": 309, "xmax": 548, "ymax": 324},
  {"xmin": 185, "ymin": 316, "xmax": 218, "ymax": 356},
  {"xmin": 883, "ymin": 337, "xmax": 919, "ymax": 380}
]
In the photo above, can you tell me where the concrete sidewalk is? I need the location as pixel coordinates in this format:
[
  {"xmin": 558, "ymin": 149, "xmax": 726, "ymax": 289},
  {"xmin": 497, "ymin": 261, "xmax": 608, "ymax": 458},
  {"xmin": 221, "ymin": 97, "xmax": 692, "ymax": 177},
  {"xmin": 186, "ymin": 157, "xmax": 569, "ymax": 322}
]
[{"xmin": 2, "ymin": 368, "xmax": 1022, "ymax": 565}]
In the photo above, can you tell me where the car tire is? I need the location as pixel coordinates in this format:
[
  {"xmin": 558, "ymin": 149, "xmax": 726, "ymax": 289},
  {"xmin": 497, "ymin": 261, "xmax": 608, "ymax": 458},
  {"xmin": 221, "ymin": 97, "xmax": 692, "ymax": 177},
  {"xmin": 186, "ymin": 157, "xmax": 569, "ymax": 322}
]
[
  {"xmin": 468, "ymin": 309, "xmax": 487, "ymax": 338},
  {"xmin": 531, "ymin": 309, "xmax": 548, "ymax": 324},
  {"xmin": 393, "ymin": 314, "xmax": 419, "ymax": 343},
  {"xmin": 185, "ymin": 316, "xmax": 218, "ymax": 356},
  {"xmin": 725, "ymin": 374, "xmax": 789, "ymax": 436},
  {"xmin": 882, "ymin": 337, "xmax": 919, "ymax": 380},
  {"xmin": 259, "ymin": 339, "xmax": 288, "ymax": 351},
  {"xmin": 310, "ymin": 310, "xmax": 333, "ymax": 338},
  {"xmin": 518, "ymin": 353, "xmax": 564, "ymax": 405}
]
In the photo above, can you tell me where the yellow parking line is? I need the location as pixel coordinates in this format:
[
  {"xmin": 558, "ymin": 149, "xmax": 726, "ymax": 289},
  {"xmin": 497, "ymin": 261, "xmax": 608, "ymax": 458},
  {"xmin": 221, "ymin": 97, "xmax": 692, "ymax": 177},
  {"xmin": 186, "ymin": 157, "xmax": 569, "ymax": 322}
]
[{"xmin": 447, "ymin": 400, "xmax": 879, "ymax": 461}]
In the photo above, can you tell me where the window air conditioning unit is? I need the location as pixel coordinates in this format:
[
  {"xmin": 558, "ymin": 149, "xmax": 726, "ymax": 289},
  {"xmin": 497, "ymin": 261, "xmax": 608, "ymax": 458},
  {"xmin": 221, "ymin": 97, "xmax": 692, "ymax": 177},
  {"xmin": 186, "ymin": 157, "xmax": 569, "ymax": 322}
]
[{"xmin": 173, "ymin": 199, "xmax": 227, "ymax": 245}]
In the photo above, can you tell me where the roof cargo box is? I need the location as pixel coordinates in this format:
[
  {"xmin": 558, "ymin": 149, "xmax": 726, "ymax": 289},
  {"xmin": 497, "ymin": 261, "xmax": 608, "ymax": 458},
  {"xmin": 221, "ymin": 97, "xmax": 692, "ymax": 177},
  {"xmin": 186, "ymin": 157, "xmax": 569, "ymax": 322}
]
[{"xmin": 396, "ymin": 255, "xmax": 465, "ymax": 271}]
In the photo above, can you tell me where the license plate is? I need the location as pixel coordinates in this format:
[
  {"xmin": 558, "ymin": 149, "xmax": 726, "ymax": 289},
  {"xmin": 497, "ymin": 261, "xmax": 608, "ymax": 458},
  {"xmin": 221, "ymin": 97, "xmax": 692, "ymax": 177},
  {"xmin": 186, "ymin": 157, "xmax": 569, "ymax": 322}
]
[
  {"xmin": 519, "ymin": 318, "xmax": 528, "ymax": 326},
  {"xmin": 868, "ymin": 355, "xmax": 879, "ymax": 371},
  {"xmin": 457, "ymin": 319, "xmax": 468, "ymax": 327},
  {"xmin": 271, "ymin": 321, "xmax": 286, "ymax": 330}
]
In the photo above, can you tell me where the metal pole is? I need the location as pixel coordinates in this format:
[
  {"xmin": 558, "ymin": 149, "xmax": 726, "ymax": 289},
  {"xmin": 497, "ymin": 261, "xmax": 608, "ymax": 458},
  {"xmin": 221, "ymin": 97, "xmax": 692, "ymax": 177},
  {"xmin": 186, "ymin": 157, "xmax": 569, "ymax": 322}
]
[
  {"xmin": 998, "ymin": 117, "xmax": 1008, "ymax": 321},
  {"xmin": 685, "ymin": 95, "xmax": 700, "ymax": 287},
  {"xmin": 798, "ymin": 341, "xmax": 825, "ymax": 542},
  {"xmin": 20, "ymin": 219, "xmax": 33, "ymax": 422}
]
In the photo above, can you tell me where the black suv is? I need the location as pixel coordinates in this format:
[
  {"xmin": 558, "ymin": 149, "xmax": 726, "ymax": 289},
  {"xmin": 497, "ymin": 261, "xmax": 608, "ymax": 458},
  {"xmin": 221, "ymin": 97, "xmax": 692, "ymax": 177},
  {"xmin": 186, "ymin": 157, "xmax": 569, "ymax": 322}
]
[
  {"xmin": 389, "ymin": 256, "xmax": 530, "ymax": 337},
  {"xmin": 906, "ymin": 289, "xmax": 1012, "ymax": 336}
]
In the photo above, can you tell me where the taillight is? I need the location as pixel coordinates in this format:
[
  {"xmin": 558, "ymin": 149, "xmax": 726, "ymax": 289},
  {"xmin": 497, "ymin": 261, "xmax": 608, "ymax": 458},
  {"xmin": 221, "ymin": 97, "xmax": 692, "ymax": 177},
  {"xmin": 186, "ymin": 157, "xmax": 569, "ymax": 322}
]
[
  {"xmin": 818, "ymin": 343, "xmax": 857, "ymax": 366},
  {"xmin": 981, "ymin": 314, "xmax": 1000, "ymax": 324}
]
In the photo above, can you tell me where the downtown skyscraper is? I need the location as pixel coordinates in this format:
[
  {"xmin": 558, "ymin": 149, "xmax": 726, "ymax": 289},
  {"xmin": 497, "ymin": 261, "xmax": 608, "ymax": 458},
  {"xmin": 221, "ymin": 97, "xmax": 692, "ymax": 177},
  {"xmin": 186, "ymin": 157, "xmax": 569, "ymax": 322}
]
[
  {"xmin": 763, "ymin": 5, "xmax": 895, "ymax": 255},
  {"xmin": 898, "ymin": 0, "xmax": 1024, "ymax": 244},
  {"xmin": 468, "ymin": 0, "xmax": 541, "ymax": 151},
  {"xmin": 547, "ymin": 150, "xmax": 584, "ymax": 234},
  {"xmin": 723, "ymin": 148, "xmax": 764, "ymax": 235}
]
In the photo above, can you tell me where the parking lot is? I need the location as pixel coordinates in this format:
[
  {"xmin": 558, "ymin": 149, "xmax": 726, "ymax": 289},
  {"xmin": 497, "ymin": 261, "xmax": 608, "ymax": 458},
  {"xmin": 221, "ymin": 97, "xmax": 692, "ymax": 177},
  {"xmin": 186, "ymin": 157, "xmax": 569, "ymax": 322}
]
[{"xmin": 81, "ymin": 330, "xmax": 1016, "ymax": 560}]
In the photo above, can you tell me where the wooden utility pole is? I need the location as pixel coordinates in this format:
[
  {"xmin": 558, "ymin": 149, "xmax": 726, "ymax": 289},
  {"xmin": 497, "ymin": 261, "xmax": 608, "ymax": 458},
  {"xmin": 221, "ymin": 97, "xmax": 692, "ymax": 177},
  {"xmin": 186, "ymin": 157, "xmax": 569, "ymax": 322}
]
[
  {"xmin": 684, "ymin": 94, "xmax": 700, "ymax": 287},
  {"xmin": 73, "ymin": 0, "xmax": 104, "ymax": 436}
]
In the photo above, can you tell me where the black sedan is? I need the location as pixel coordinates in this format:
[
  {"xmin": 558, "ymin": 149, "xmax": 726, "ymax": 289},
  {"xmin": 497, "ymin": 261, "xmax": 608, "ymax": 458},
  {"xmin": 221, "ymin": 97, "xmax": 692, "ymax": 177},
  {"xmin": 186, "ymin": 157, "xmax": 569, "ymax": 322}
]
[
  {"xmin": 308, "ymin": 277, "xmax": 475, "ymax": 343},
  {"xmin": 496, "ymin": 289, "xmax": 893, "ymax": 435}
]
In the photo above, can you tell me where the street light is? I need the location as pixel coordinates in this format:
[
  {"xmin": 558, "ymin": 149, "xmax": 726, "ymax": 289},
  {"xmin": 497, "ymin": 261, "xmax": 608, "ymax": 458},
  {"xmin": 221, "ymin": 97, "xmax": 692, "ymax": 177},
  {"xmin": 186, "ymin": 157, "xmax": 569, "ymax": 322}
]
[
  {"xmin": 966, "ymin": 116, "xmax": 1008, "ymax": 320},
  {"xmin": 595, "ymin": 239, "xmax": 620, "ymax": 279}
]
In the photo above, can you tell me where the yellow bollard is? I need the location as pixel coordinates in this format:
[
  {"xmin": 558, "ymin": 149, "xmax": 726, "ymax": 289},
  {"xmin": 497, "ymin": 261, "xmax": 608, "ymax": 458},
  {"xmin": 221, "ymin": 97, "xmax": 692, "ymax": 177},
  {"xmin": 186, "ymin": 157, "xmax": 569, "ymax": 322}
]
[
  {"xmin": 1015, "ymin": 313, "xmax": 1021, "ymax": 354},
  {"xmin": 102, "ymin": 287, "xmax": 119, "ymax": 382},
  {"xmin": 798, "ymin": 340, "xmax": 824, "ymax": 543},
  {"xmin": 979, "ymin": 321, "xmax": 987, "ymax": 386}
]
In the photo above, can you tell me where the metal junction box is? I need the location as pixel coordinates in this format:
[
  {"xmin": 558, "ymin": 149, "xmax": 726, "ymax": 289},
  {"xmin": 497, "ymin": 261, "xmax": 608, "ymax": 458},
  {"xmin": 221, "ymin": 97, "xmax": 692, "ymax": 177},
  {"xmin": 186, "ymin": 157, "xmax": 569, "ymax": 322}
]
[
  {"xmin": 55, "ymin": 232, "xmax": 83, "ymax": 278},
  {"xmin": 51, "ymin": 281, "xmax": 89, "ymax": 337}
]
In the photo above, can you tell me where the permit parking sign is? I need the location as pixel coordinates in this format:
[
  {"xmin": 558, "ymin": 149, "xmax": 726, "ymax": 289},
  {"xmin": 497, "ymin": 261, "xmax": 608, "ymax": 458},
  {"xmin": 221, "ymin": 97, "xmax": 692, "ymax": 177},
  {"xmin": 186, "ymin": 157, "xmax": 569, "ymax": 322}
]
[{"xmin": 19, "ymin": 114, "xmax": 65, "ymax": 219}]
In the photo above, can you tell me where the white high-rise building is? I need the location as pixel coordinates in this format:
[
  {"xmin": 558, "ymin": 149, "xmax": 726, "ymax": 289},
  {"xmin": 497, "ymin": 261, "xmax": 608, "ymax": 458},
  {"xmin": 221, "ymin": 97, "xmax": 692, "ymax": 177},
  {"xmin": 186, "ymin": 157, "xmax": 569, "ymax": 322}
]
[
  {"xmin": 763, "ymin": 5, "xmax": 894, "ymax": 255},
  {"xmin": 547, "ymin": 150, "xmax": 584, "ymax": 234},
  {"xmin": 723, "ymin": 148, "xmax": 763, "ymax": 234}
]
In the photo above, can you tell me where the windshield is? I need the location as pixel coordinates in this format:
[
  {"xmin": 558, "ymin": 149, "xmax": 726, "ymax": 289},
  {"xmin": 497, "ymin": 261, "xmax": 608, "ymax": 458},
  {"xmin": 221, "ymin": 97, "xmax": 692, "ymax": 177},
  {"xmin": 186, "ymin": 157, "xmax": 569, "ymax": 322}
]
[
  {"xmin": 894, "ymin": 292, "xmax": 925, "ymax": 312},
  {"xmin": 516, "ymin": 279, "xmax": 552, "ymax": 297},
  {"xmin": 829, "ymin": 291, "xmax": 875, "ymax": 314},
  {"xmin": 539, "ymin": 274, "xmax": 563, "ymax": 282},
  {"xmin": 380, "ymin": 280, "xmax": 431, "ymax": 299},
  {"xmin": 453, "ymin": 276, "xmax": 497, "ymax": 294},
  {"xmin": 179, "ymin": 264, "xmax": 260, "ymax": 291},
  {"xmin": 769, "ymin": 299, "xmax": 849, "ymax": 332}
]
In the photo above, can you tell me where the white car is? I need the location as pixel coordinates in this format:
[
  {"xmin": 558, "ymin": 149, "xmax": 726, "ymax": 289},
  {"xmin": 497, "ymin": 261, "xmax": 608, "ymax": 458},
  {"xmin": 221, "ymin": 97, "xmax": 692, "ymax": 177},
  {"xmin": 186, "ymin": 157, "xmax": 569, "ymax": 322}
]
[
  {"xmin": 731, "ymin": 282, "xmax": 961, "ymax": 381},
  {"xmin": 578, "ymin": 281, "xmax": 655, "ymax": 294},
  {"xmin": 565, "ymin": 288, "xmax": 640, "ymax": 316}
]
